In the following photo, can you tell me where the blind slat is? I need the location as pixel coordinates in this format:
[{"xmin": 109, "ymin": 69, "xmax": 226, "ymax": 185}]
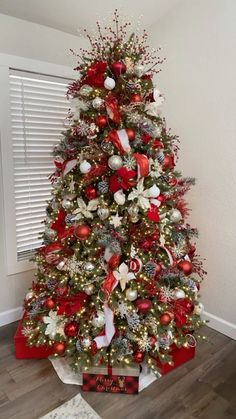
[{"xmin": 10, "ymin": 69, "xmax": 71, "ymax": 261}]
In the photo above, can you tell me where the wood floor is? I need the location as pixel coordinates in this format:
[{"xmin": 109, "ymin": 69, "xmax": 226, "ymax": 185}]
[{"xmin": 0, "ymin": 323, "xmax": 236, "ymax": 419}]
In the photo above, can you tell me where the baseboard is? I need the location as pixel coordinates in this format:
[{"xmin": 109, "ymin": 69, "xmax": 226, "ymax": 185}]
[
  {"xmin": 203, "ymin": 311, "xmax": 236, "ymax": 340},
  {"xmin": 0, "ymin": 306, "xmax": 23, "ymax": 327}
]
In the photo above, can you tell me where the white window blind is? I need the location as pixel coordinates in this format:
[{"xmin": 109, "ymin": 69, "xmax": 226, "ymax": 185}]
[{"xmin": 9, "ymin": 69, "xmax": 72, "ymax": 261}]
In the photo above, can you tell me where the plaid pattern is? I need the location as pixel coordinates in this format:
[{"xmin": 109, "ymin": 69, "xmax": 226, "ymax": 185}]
[{"xmin": 82, "ymin": 373, "xmax": 139, "ymax": 394}]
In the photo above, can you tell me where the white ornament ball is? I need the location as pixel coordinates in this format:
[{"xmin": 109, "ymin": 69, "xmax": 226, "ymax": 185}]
[
  {"xmin": 82, "ymin": 337, "xmax": 91, "ymax": 348},
  {"xmin": 170, "ymin": 209, "xmax": 182, "ymax": 223},
  {"xmin": 91, "ymin": 310, "xmax": 105, "ymax": 328},
  {"xmin": 114, "ymin": 190, "xmax": 126, "ymax": 205},
  {"xmin": 126, "ymin": 288, "xmax": 138, "ymax": 301},
  {"xmin": 174, "ymin": 289, "xmax": 186, "ymax": 299},
  {"xmin": 108, "ymin": 155, "xmax": 123, "ymax": 170},
  {"xmin": 79, "ymin": 160, "xmax": 91, "ymax": 174},
  {"xmin": 97, "ymin": 207, "xmax": 110, "ymax": 220},
  {"xmin": 148, "ymin": 184, "xmax": 160, "ymax": 198},
  {"xmin": 134, "ymin": 64, "xmax": 145, "ymax": 77},
  {"xmin": 25, "ymin": 291, "xmax": 34, "ymax": 300},
  {"xmin": 84, "ymin": 284, "xmax": 95, "ymax": 295},
  {"xmin": 92, "ymin": 97, "xmax": 104, "ymax": 109},
  {"xmin": 194, "ymin": 302, "xmax": 204, "ymax": 315},
  {"xmin": 104, "ymin": 76, "xmax": 116, "ymax": 90}
]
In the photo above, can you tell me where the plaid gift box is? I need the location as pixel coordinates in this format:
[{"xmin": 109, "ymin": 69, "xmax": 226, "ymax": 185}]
[
  {"xmin": 82, "ymin": 364, "xmax": 140, "ymax": 394},
  {"xmin": 14, "ymin": 314, "xmax": 54, "ymax": 359}
]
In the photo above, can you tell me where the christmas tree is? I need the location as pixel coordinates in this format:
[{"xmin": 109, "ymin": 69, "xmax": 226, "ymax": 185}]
[{"xmin": 23, "ymin": 12, "xmax": 206, "ymax": 374}]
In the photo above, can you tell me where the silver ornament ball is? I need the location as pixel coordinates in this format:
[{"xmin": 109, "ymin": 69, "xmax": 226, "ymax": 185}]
[
  {"xmin": 82, "ymin": 337, "xmax": 91, "ymax": 348},
  {"xmin": 104, "ymin": 77, "xmax": 116, "ymax": 90},
  {"xmin": 91, "ymin": 310, "xmax": 105, "ymax": 328},
  {"xmin": 25, "ymin": 291, "xmax": 34, "ymax": 300},
  {"xmin": 134, "ymin": 64, "xmax": 145, "ymax": 77},
  {"xmin": 126, "ymin": 288, "xmax": 138, "ymax": 301},
  {"xmin": 128, "ymin": 204, "xmax": 139, "ymax": 216},
  {"xmin": 83, "ymin": 262, "xmax": 95, "ymax": 275},
  {"xmin": 79, "ymin": 84, "xmax": 93, "ymax": 96},
  {"xmin": 62, "ymin": 199, "xmax": 73, "ymax": 210},
  {"xmin": 97, "ymin": 207, "xmax": 110, "ymax": 220},
  {"xmin": 79, "ymin": 160, "xmax": 91, "ymax": 174},
  {"xmin": 170, "ymin": 209, "xmax": 182, "ymax": 223},
  {"xmin": 108, "ymin": 155, "xmax": 123, "ymax": 170}
]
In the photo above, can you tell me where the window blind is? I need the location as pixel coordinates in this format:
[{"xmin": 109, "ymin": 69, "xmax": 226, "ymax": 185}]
[{"xmin": 9, "ymin": 69, "xmax": 72, "ymax": 261}]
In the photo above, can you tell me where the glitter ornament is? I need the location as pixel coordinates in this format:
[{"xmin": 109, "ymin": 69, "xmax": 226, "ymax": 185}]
[
  {"xmin": 108, "ymin": 155, "xmax": 123, "ymax": 170},
  {"xmin": 135, "ymin": 298, "xmax": 152, "ymax": 313},
  {"xmin": 79, "ymin": 84, "xmax": 93, "ymax": 96},
  {"xmin": 83, "ymin": 261, "xmax": 95, "ymax": 275},
  {"xmin": 170, "ymin": 209, "xmax": 182, "ymax": 223},
  {"xmin": 92, "ymin": 97, "xmax": 104, "ymax": 109},
  {"xmin": 133, "ymin": 350, "xmax": 144, "ymax": 363},
  {"xmin": 160, "ymin": 313, "xmax": 172, "ymax": 325},
  {"xmin": 85, "ymin": 185, "xmax": 97, "ymax": 200},
  {"xmin": 101, "ymin": 140, "xmax": 114, "ymax": 155},
  {"xmin": 104, "ymin": 76, "xmax": 116, "ymax": 90},
  {"xmin": 82, "ymin": 337, "xmax": 91, "ymax": 348},
  {"xmin": 95, "ymin": 115, "xmax": 108, "ymax": 128},
  {"xmin": 79, "ymin": 160, "xmax": 91, "ymax": 174},
  {"xmin": 44, "ymin": 298, "xmax": 55, "ymax": 310},
  {"xmin": 130, "ymin": 93, "xmax": 142, "ymax": 103},
  {"xmin": 62, "ymin": 199, "xmax": 73, "ymax": 210},
  {"xmin": 126, "ymin": 288, "xmax": 138, "ymax": 301},
  {"xmin": 64, "ymin": 321, "xmax": 79, "ymax": 337},
  {"xmin": 128, "ymin": 204, "xmax": 139, "ymax": 216}
]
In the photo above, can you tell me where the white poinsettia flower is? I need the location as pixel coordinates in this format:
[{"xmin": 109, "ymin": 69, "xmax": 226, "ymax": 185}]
[
  {"xmin": 73, "ymin": 198, "xmax": 99, "ymax": 220},
  {"xmin": 70, "ymin": 97, "xmax": 89, "ymax": 120},
  {"xmin": 43, "ymin": 310, "xmax": 65, "ymax": 338},
  {"xmin": 113, "ymin": 262, "xmax": 136, "ymax": 291},
  {"xmin": 128, "ymin": 179, "xmax": 151, "ymax": 210}
]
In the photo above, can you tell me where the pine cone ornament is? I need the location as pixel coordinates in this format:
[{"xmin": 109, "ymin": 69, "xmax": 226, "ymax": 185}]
[
  {"xmin": 144, "ymin": 261, "xmax": 157, "ymax": 278},
  {"xmin": 98, "ymin": 180, "xmax": 109, "ymax": 194}
]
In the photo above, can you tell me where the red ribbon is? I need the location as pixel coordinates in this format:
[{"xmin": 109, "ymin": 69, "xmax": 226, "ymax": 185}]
[
  {"xmin": 133, "ymin": 153, "xmax": 149, "ymax": 178},
  {"xmin": 105, "ymin": 95, "xmax": 121, "ymax": 124},
  {"xmin": 104, "ymin": 130, "xmax": 125, "ymax": 155},
  {"xmin": 101, "ymin": 271, "xmax": 118, "ymax": 295}
]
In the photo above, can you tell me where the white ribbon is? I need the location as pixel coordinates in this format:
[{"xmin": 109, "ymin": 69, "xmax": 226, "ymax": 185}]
[
  {"xmin": 117, "ymin": 129, "xmax": 131, "ymax": 153},
  {"xmin": 63, "ymin": 159, "xmax": 77, "ymax": 176},
  {"xmin": 94, "ymin": 304, "xmax": 115, "ymax": 349}
]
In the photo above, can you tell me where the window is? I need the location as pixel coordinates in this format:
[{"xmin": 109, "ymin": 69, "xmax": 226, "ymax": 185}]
[
  {"xmin": 9, "ymin": 69, "xmax": 71, "ymax": 262},
  {"xmin": 0, "ymin": 55, "xmax": 74, "ymax": 275}
]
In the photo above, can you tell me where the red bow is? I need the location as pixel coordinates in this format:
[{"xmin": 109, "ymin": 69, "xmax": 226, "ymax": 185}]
[
  {"xmin": 109, "ymin": 167, "xmax": 136, "ymax": 193},
  {"xmin": 85, "ymin": 61, "xmax": 107, "ymax": 88},
  {"xmin": 51, "ymin": 210, "xmax": 66, "ymax": 234},
  {"xmin": 57, "ymin": 292, "xmax": 89, "ymax": 316},
  {"xmin": 172, "ymin": 298, "xmax": 194, "ymax": 327}
]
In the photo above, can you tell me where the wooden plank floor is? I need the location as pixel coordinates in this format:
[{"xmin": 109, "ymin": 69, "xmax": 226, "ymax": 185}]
[{"xmin": 0, "ymin": 323, "xmax": 236, "ymax": 419}]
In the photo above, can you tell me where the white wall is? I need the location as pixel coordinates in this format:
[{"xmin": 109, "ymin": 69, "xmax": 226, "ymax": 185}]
[
  {"xmin": 0, "ymin": 14, "xmax": 87, "ymax": 325},
  {"xmin": 150, "ymin": 0, "xmax": 236, "ymax": 338}
]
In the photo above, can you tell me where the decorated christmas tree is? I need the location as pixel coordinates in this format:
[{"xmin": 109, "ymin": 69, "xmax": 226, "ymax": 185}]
[{"xmin": 22, "ymin": 11, "xmax": 206, "ymax": 374}]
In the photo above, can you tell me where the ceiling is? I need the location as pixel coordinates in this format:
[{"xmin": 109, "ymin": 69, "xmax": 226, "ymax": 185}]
[{"xmin": 0, "ymin": 0, "xmax": 180, "ymax": 37}]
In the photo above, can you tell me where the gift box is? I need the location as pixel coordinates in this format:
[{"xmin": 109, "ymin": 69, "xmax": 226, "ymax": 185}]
[
  {"xmin": 14, "ymin": 315, "xmax": 54, "ymax": 359},
  {"xmin": 157, "ymin": 345, "xmax": 195, "ymax": 375},
  {"xmin": 82, "ymin": 364, "xmax": 140, "ymax": 394}
]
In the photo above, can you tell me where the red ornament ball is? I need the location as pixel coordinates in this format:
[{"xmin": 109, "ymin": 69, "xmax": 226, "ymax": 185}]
[
  {"xmin": 160, "ymin": 313, "xmax": 172, "ymax": 326},
  {"xmin": 162, "ymin": 154, "xmax": 175, "ymax": 171},
  {"xmin": 95, "ymin": 115, "xmax": 108, "ymax": 128},
  {"xmin": 155, "ymin": 263, "xmax": 162, "ymax": 277},
  {"xmin": 85, "ymin": 185, "xmax": 97, "ymax": 200},
  {"xmin": 126, "ymin": 128, "xmax": 136, "ymax": 141},
  {"xmin": 45, "ymin": 298, "xmax": 55, "ymax": 310},
  {"xmin": 53, "ymin": 342, "xmax": 65, "ymax": 355},
  {"xmin": 133, "ymin": 350, "xmax": 145, "ymax": 363},
  {"xmin": 135, "ymin": 298, "xmax": 152, "ymax": 313},
  {"xmin": 110, "ymin": 61, "xmax": 126, "ymax": 78},
  {"xmin": 157, "ymin": 194, "xmax": 166, "ymax": 204},
  {"xmin": 130, "ymin": 93, "xmax": 142, "ymax": 103},
  {"xmin": 64, "ymin": 321, "xmax": 79, "ymax": 337},
  {"xmin": 75, "ymin": 224, "xmax": 91, "ymax": 241},
  {"xmin": 169, "ymin": 177, "xmax": 178, "ymax": 186},
  {"xmin": 178, "ymin": 260, "xmax": 193, "ymax": 276}
]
